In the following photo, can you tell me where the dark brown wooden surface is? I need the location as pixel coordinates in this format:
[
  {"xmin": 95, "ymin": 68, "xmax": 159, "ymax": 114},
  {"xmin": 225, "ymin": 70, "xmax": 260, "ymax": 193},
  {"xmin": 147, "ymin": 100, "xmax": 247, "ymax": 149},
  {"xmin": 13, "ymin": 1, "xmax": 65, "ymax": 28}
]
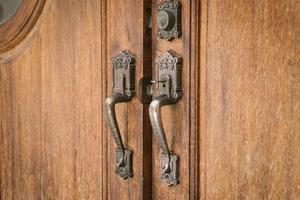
[{"xmin": 199, "ymin": 0, "xmax": 300, "ymax": 199}]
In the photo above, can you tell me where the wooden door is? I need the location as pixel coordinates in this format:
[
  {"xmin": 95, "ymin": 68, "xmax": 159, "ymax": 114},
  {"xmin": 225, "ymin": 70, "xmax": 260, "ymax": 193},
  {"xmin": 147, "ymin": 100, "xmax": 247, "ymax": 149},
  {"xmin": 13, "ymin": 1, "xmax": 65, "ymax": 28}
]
[
  {"xmin": 199, "ymin": 1, "xmax": 300, "ymax": 199},
  {"xmin": 105, "ymin": 1, "xmax": 152, "ymax": 199},
  {"xmin": 0, "ymin": 0, "xmax": 299, "ymax": 200},
  {"xmin": 0, "ymin": 1, "xmax": 107, "ymax": 199},
  {"xmin": 0, "ymin": 0, "xmax": 152, "ymax": 199}
]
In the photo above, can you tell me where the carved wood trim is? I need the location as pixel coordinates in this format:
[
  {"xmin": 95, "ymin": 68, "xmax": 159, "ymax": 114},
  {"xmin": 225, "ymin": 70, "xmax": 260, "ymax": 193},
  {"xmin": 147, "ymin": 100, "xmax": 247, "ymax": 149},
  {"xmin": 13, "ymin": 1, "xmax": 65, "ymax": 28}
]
[{"xmin": 0, "ymin": 0, "xmax": 52, "ymax": 63}]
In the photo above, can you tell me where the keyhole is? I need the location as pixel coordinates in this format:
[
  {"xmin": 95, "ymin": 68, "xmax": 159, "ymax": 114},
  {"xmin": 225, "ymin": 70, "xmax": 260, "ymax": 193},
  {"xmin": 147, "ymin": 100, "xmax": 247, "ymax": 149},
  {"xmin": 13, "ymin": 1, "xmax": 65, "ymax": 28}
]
[{"xmin": 160, "ymin": 18, "xmax": 167, "ymax": 27}]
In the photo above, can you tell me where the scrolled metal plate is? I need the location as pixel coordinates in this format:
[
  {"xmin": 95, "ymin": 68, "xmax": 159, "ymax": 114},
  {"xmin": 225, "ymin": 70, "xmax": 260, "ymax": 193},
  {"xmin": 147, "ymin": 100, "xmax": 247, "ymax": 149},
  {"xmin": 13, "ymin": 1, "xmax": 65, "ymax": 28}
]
[
  {"xmin": 104, "ymin": 50, "xmax": 135, "ymax": 179},
  {"xmin": 148, "ymin": 50, "xmax": 182, "ymax": 186},
  {"xmin": 157, "ymin": 0, "xmax": 181, "ymax": 40},
  {"xmin": 155, "ymin": 50, "xmax": 182, "ymax": 103},
  {"xmin": 111, "ymin": 50, "xmax": 136, "ymax": 98},
  {"xmin": 160, "ymin": 153, "xmax": 179, "ymax": 186},
  {"xmin": 116, "ymin": 148, "xmax": 133, "ymax": 179}
]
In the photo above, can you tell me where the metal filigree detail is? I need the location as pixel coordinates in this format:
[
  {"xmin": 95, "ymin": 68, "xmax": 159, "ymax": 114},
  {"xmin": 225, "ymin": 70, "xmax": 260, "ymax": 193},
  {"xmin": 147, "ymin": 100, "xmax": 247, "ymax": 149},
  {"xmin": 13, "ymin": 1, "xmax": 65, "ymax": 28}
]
[
  {"xmin": 148, "ymin": 51, "xmax": 182, "ymax": 186},
  {"xmin": 112, "ymin": 50, "xmax": 135, "ymax": 70},
  {"xmin": 116, "ymin": 148, "xmax": 133, "ymax": 179},
  {"xmin": 155, "ymin": 50, "xmax": 182, "ymax": 102},
  {"xmin": 111, "ymin": 50, "xmax": 135, "ymax": 98},
  {"xmin": 157, "ymin": 0, "xmax": 181, "ymax": 40},
  {"xmin": 104, "ymin": 50, "xmax": 135, "ymax": 180},
  {"xmin": 156, "ymin": 51, "xmax": 179, "ymax": 71},
  {"xmin": 160, "ymin": 153, "xmax": 179, "ymax": 186}
]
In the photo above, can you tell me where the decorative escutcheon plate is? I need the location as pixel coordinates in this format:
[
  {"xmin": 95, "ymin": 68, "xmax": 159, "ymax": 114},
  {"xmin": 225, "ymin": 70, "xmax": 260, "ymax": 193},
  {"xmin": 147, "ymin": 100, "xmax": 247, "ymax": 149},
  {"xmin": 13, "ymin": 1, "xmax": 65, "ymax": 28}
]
[
  {"xmin": 160, "ymin": 153, "xmax": 179, "ymax": 186},
  {"xmin": 148, "ymin": 50, "xmax": 182, "ymax": 186},
  {"xmin": 116, "ymin": 148, "xmax": 133, "ymax": 179},
  {"xmin": 155, "ymin": 50, "xmax": 183, "ymax": 102},
  {"xmin": 104, "ymin": 50, "xmax": 135, "ymax": 179},
  {"xmin": 111, "ymin": 50, "xmax": 136, "ymax": 98},
  {"xmin": 157, "ymin": 0, "xmax": 181, "ymax": 40}
]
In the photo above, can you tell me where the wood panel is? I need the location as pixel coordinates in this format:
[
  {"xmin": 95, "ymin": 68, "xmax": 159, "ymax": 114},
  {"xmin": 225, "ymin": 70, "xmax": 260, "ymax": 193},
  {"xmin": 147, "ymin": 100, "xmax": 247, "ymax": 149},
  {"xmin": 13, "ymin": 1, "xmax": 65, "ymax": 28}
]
[
  {"xmin": 1, "ymin": 0, "xmax": 299, "ymax": 199},
  {"xmin": 0, "ymin": 0, "xmax": 106, "ymax": 199},
  {"xmin": 105, "ymin": 0, "xmax": 152, "ymax": 199},
  {"xmin": 151, "ymin": 0, "xmax": 199, "ymax": 199},
  {"xmin": 200, "ymin": 0, "xmax": 300, "ymax": 199}
]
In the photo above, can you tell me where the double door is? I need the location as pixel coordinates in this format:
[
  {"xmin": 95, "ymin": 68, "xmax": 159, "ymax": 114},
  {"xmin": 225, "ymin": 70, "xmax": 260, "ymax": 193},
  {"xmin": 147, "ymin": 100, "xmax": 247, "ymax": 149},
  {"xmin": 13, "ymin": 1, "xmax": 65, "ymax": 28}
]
[{"xmin": 0, "ymin": 0, "xmax": 299, "ymax": 199}]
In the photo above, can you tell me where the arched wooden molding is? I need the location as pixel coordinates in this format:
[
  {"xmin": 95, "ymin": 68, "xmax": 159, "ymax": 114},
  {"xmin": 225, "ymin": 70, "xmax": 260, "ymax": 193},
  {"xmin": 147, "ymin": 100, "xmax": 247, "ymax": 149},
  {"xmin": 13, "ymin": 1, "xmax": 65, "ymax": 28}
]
[{"xmin": 0, "ymin": 0, "xmax": 52, "ymax": 63}]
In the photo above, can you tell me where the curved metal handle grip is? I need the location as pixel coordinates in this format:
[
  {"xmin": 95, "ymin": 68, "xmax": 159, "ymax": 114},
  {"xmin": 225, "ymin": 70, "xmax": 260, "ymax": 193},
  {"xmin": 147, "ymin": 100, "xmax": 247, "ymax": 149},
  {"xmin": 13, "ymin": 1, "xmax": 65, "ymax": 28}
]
[
  {"xmin": 104, "ymin": 93, "xmax": 133, "ymax": 179},
  {"xmin": 149, "ymin": 94, "xmax": 171, "ymax": 155},
  {"xmin": 103, "ymin": 50, "xmax": 135, "ymax": 179},
  {"xmin": 104, "ymin": 93, "xmax": 127, "ymax": 151},
  {"xmin": 149, "ymin": 94, "xmax": 179, "ymax": 186},
  {"xmin": 148, "ymin": 50, "xmax": 182, "ymax": 186}
]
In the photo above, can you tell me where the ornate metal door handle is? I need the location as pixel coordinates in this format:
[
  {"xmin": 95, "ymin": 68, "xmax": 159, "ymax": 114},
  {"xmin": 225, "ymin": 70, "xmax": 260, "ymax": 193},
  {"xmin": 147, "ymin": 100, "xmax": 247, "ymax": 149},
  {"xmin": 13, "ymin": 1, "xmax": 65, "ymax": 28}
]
[
  {"xmin": 146, "ymin": 50, "xmax": 182, "ymax": 186},
  {"xmin": 103, "ymin": 50, "xmax": 135, "ymax": 179}
]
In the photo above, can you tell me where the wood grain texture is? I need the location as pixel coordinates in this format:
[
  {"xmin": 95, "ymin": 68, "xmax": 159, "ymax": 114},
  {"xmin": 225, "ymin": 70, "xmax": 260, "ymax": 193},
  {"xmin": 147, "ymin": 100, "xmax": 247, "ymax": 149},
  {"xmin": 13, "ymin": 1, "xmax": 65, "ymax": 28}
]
[
  {"xmin": 1, "ymin": 0, "xmax": 105, "ymax": 199},
  {"xmin": 200, "ymin": 0, "xmax": 300, "ymax": 199},
  {"xmin": 105, "ymin": 0, "xmax": 152, "ymax": 199},
  {"xmin": 151, "ymin": 0, "xmax": 198, "ymax": 199},
  {"xmin": 0, "ymin": 0, "xmax": 52, "ymax": 63},
  {"xmin": 1, "ymin": 0, "xmax": 299, "ymax": 199}
]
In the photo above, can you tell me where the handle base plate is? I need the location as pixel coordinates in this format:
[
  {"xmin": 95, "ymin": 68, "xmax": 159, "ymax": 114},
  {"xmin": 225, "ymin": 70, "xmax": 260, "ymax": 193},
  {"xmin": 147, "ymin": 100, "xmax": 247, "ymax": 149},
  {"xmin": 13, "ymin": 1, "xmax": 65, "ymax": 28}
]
[
  {"xmin": 160, "ymin": 153, "xmax": 179, "ymax": 186},
  {"xmin": 115, "ymin": 148, "xmax": 133, "ymax": 179}
]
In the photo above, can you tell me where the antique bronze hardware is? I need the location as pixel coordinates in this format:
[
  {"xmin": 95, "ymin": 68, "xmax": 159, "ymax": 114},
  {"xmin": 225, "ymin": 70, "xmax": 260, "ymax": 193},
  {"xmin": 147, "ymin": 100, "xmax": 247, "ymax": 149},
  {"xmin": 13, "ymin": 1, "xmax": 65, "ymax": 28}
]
[
  {"xmin": 140, "ymin": 50, "xmax": 182, "ymax": 186},
  {"xmin": 157, "ymin": 0, "xmax": 181, "ymax": 40},
  {"xmin": 138, "ymin": 76, "xmax": 152, "ymax": 104},
  {"xmin": 103, "ymin": 50, "xmax": 135, "ymax": 179}
]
